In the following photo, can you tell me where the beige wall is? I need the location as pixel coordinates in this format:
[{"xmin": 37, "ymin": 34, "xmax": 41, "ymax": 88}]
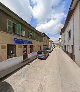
[
  {"xmin": 32, "ymin": 39, "xmax": 43, "ymax": 52},
  {"xmin": 49, "ymin": 40, "xmax": 53, "ymax": 48},
  {"xmin": 43, "ymin": 36, "xmax": 49, "ymax": 48},
  {"xmin": 0, "ymin": 31, "xmax": 43, "ymax": 61},
  {"xmin": 0, "ymin": 44, "xmax": 7, "ymax": 61},
  {"xmin": 16, "ymin": 45, "xmax": 23, "ymax": 57}
]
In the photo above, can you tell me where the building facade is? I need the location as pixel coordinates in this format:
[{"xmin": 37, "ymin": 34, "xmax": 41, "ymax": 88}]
[
  {"xmin": 42, "ymin": 33, "xmax": 50, "ymax": 49},
  {"xmin": 0, "ymin": 2, "xmax": 43, "ymax": 61},
  {"xmin": 60, "ymin": 0, "xmax": 80, "ymax": 66},
  {"xmin": 49, "ymin": 40, "xmax": 53, "ymax": 48}
]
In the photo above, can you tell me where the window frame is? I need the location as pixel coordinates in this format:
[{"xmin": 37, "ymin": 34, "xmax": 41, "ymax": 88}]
[
  {"xmin": 7, "ymin": 19, "xmax": 13, "ymax": 34},
  {"xmin": 13, "ymin": 22, "xmax": 17, "ymax": 34}
]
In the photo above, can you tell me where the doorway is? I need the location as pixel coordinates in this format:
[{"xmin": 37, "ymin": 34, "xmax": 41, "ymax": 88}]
[
  {"xmin": 7, "ymin": 44, "xmax": 16, "ymax": 59},
  {"xmin": 40, "ymin": 46, "xmax": 42, "ymax": 50},
  {"xmin": 23, "ymin": 45, "xmax": 28, "ymax": 60},
  {"xmin": 72, "ymin": 45, "xmax": 75, "ymax": 61},
  {"xmin": 64, "ymin": 45, "xmax": 66, "ymax": 52}
]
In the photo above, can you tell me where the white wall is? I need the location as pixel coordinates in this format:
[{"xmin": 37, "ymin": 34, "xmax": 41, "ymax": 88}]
[
  {"xmin": 62, "ymin": 14, "xmax": 74, "ymax": 53},
  {"xmin": 61, "ymin": 1, "xmax": 80, "ymax": 66},
  {"xmin": 74, "ymin": 2, "xmax": 80, "ymax": 65}
]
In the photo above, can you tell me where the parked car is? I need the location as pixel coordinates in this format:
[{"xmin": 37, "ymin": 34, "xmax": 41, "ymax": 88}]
[
  {"xmin": 50, "ymin": 47, "xmax": 53, "ymax": 51},
  {"xmin": 44, "ymin": 48, "xmax": 52, "ymax": 53},
  {"xmin": 37, "ymin": 50, "xmax": 49, "ymax": 60}
]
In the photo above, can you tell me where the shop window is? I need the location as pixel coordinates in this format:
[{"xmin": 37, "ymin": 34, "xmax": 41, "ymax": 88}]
[
  {"xmin": 7, "ymin": 19, "xmax": 13, "ymax": 34},
  {"xmin": 7, "ymin": 44, "xmax": 16, "ymax": 59},
  {"xmin": 30, "ymin": 45, "xmax": 33, "ymax": 53}
]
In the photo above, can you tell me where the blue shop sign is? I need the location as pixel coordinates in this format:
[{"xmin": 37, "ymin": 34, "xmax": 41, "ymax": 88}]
[{"xmin": 14, "ymin": 38, "xmax": 32, "ymax": 44}]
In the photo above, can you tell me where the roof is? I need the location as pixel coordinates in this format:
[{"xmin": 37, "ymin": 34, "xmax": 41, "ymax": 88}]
[
  {"xmin": 0, "ymin": 2, "xmax": 42, "ymax": 36},
  {"xmin": 60, "ymin": 0, "xmax": 79, "ymax": 35},
  {"xmin": 42, "ymin": 33, "xmax": 50, "ymax": 39},
  {"xmin": 49, "ymin": 40, "xmax": 53, "ymax": 42}
]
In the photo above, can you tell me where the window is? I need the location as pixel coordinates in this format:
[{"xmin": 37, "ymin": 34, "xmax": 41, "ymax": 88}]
[
  {"xmin": 68, "ymin": 30, "xmax": 71, "ymax": 40},
  {"xmin": 7, "ymin": 20, "xmax": 13, "ymax": 34},
  {"xmin": 32, "ymin": 33, "xmax": 35, "ymax": 40},
  {"xmin": 22, "ymin": 30, "xmax": 25, "ymax": 36},
  {"xmin": 28, "ymin": 31, "xmax": 33, "ymax": 39},
  {"xmin": 7, "ymin": 19, "xmax": 17, "ymax": 34},
  {"xmin": 13, "ymin": 23, "xmax": 16, "ymax": 34}
]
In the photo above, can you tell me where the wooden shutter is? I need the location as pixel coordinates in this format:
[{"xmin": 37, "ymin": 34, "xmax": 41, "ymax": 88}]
[{"xmin": 17, "ymin": 24, "xmax": 22, "ymax": 35}]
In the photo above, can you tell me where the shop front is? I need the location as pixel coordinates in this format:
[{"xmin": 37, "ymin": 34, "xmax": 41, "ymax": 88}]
[
  {"xmin": 0, "ymin": 31, "xmax": 42, "ymax": 62},
  {"xmin": 13, "ymin": 38, "xmax": 33, "ymax": 60}
]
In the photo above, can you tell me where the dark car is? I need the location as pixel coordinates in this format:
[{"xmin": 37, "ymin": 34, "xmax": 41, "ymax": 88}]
[{"xmin": 37, "ymin": 50, "xmax": 49, "ymax": 60}]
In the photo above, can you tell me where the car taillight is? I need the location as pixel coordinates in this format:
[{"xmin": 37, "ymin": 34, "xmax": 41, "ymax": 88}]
[{"xmin": 44, "ymin": 54, "xmax": 46, "ymax": 57}]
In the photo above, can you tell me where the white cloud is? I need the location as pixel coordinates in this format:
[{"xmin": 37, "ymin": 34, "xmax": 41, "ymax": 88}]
[
  {"xmin": 30, "ymin": 0, "xmax": 66, "ymax": 41},
  {"xmin": 0, "ymin": 0, "xmax": 67, "ymax": 41},
  {"xmin": 36, "ymin": 12, "xmax": 65, "ymax": 34},
  {"xmin": 0, "ymin": 0, "xmax": 32, "ymax": 23},
  {"xmin": 31, "ymin": 0, "xmax": 63, "ymax": 23}
]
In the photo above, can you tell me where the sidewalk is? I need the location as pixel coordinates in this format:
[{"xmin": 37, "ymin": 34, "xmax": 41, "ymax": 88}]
[{"xmin": 0, "ymin": 52, "xmax": 37, "ymax": 79}]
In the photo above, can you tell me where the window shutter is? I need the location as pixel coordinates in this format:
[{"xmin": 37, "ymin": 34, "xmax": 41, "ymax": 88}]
[{"xmin": 17, "ymin": 24, "xmax": 22, "ymax": 35}]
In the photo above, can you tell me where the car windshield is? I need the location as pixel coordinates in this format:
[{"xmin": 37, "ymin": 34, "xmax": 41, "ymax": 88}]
[
  {"xmin": 45, "ymin": 48, "xmax": 50, "ymax": 50},
  {"xmin": 37, "ymin": 51, "xmax": 42, "ymax": 54}
]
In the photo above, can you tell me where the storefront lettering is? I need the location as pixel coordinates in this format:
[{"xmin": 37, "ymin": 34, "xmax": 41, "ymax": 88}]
[{"xmin": 14, "ymin": 38, "xmax": 32, "ymax": 44}]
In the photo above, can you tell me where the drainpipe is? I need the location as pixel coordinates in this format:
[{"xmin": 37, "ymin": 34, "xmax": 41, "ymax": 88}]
[
  {"xmin": 79, "ymin": 2, "xmax": 80, "ymax": 62},
  {"xmin": 73, "ymin": 12, "xmax": 75, "ymax": 61},
  {"xmin": 79, "ymin": 2, "xmax": 80, "ymax": 51}
]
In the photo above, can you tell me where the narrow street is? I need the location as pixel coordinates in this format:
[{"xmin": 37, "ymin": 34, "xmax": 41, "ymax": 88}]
[{"xmin": 1, "ymin": 47, "xmax": 80, "ymax": 92}]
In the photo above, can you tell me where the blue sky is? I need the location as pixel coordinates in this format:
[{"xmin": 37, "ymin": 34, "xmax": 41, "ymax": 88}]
[{"xmin": 0, "ymin": 0, "xmax": 72, "ymax": 41}]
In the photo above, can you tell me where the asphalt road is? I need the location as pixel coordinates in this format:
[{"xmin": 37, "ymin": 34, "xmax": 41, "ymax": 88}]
[{"xmin": 0, "ymin": 47, "xmax": 80, "ymax": 92}]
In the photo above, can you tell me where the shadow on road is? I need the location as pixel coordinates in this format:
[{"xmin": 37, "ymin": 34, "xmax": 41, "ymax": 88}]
[
  {"xmin": 37, "ymin": 84, "xmax": 43, "ymax": 92},
  {"xmin": 0, "ymin": 81, "xmax": 14, "ymax": 92}
]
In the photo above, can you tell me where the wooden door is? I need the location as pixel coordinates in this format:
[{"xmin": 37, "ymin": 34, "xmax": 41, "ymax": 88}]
[{"xmin": 23, "ymin": 45, "xmax": 27, "ymax": 60}]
